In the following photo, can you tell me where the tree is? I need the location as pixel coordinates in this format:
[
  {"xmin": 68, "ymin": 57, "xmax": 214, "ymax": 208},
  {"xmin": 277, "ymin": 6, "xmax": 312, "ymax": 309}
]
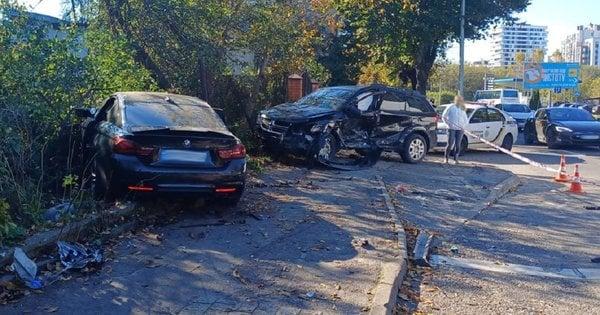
[
  {"xmin": 551, "ymin": 49, "xmax": 564, "ymax": 62},
  {"xmin": 532, "ymin": 48, "xmax": 545, "ymax": 63},
  {"xmin": 333, "ymin": 0, "xmax": 530, "ymax": 95},
  {"xmin": 529, "ymin": 90, "xmax": 541, "ymax": 110}
]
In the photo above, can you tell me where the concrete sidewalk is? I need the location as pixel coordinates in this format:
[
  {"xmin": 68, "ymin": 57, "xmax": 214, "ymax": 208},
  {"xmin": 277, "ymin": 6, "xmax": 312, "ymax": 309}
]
[{"xmin": 2, "ymin": 164, "xmax": 404, "ymax": 314}]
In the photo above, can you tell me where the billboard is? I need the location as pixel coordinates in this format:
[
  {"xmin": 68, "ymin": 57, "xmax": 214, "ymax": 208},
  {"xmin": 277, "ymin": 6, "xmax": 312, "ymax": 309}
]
[{"xmin": 523, "ymin": 63, "xmax": 580, "ymax": 89}]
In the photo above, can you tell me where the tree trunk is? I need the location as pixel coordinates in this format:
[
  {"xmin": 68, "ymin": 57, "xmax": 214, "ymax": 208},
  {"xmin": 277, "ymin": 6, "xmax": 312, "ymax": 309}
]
[{"xmin": 414, "ymin": 43, "xmax": 439, "ymax": 96}]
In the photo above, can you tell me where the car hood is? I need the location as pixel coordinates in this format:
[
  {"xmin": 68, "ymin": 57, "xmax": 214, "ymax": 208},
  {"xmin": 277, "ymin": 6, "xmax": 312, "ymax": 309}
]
[
  {"xmin": 261, "ymin": 103, "xmax": 337, "ymax": 122},
  {"xmin": 506, "ymin": 112, "xmax": 532, "ymax": 120},
  {"xmin": 555, "ymin": 121, "xmax": 600, "ymax": 132}
]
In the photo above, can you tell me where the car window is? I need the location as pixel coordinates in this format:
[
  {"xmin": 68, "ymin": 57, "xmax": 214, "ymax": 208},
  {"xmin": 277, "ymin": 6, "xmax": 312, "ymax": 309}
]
[
  {"xmin": 487, "ymin": 108, "xmax": 504, "ymax": 122},
  {"xmin": 380, "ymin": 92, "xmax": 407, "ymax": 113},
  {"xmin": 501, "ymin": 104, "xmax": 529, "ymax": 113},
  {"xmin": 548, "ymin": 109, "xmax": 594, "ymax": 122},
  {"xmin": 125, "ymin": 101, "xmax": 229, "ymax": 132},
  {"xmin": 356, "ymin": 93, "xmax": 375, "ymax": 112},
  {"xmin": 296, "ymin": 87, "xmax": 356, "ymax": 110},
  {"xmin": 470, "ymin": 109, "xmax": 486, "ymax": 123},
  {"xmin": 406, "ymin": 97, "xmax": 431, "ymax": 113}
]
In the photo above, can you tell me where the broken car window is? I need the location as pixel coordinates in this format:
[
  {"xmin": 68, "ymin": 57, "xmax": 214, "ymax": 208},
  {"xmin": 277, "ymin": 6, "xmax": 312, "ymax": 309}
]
[
  {"xmin": 295, "ymin": 87, "xmax": 356, "ymax": 110},
  {"xmin": 380, "ymin": 93, "xmax": 407, "ymax": 114}
]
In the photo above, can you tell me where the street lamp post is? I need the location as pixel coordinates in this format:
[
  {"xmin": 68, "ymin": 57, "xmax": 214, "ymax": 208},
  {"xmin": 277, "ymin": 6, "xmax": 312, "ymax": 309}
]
[{"xmin": 459, "ymin": 0, "xmax": 466, "ymax": 97}]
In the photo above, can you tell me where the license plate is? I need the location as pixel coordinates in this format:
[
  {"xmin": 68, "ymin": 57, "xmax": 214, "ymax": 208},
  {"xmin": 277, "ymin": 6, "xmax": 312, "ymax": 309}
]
[
  {"xmin": 159, "ymin": 149, "xmax": 209, "ymax": 165},
  {"xmin": 580, "ymin": 135, "xmax": 599, "ymax": 140}
]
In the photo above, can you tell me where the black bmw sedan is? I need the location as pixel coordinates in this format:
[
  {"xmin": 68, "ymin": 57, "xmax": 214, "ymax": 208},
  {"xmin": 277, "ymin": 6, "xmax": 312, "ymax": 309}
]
[
  {"xmin": 524, "ymin": 107, "xmax": 600, "ymax": 149},
  {"xmin": 76, "ymin": 92, "xmax": 246, "ymax": 204}
]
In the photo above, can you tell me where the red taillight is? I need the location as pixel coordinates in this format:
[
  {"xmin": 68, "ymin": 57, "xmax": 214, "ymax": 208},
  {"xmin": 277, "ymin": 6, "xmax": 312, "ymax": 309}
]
[
  {"xmin": 434, "ymin": 114, "xmax": 440, "ymax": 124},
  {"xmin": 113, "ymin": 137, "xmax": 155, "ymax": 157},
  {"xmin": 217, "ymin": 144, "xmax": 246, "ymax": 160},
  {"xmin": 128, "ymin": 185, "xmax": 154, "ymax": 192},
  {"xmin": 215, "ymin": 187, "xmax": 237, "ymax": 193}
]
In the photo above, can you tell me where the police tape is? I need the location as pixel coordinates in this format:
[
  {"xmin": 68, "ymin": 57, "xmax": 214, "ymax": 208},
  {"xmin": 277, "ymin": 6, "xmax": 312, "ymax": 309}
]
[{"xmin": 444, "ymin": 120, "xmax": 600, "ymax": 187}]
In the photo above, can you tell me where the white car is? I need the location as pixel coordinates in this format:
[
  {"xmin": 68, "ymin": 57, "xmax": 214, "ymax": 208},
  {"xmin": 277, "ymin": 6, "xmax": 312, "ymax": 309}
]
[
  {"xmin": 435, "ymin": 103, "xmax": 519, "ymax": 153},
  {"xmin": 495, "ymin": 103, "xmax": 534, "ymax": 130}
]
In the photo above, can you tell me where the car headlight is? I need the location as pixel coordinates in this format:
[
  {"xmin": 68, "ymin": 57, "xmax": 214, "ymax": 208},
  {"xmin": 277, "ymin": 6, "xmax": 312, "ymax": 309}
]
[
  {"xmin": 260, "ymin": 113, "xmax": 268, "ymax": 119},
  {"xmin": 555, "ymin": 126, "xmax": 572, "ymax": 133},
  {"xmin": 310, "ymin": 124, "xmax": 323, "ymax": 133}
]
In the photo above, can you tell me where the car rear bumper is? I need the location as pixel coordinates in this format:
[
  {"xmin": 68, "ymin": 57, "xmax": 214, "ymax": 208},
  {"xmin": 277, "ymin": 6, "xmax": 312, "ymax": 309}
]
[{"xmin": 110, "ymin": 155, "xmax": 246, "ymax": 195}]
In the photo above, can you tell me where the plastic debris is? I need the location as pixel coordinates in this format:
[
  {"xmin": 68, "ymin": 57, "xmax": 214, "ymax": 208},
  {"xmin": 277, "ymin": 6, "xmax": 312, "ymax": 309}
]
[
  {"xmin": 450, "ymin": 245, "xmax": 459, "ymax": 254},
  {"xmin": 11, "ymin": 248, "xmax": 43, "ymax": 289},
  {"xmin": 57, "ymin": 241, "xmax": 102, "ymax": 270},
  {"xmin": 306, "ymin": 291, "xmax": 316, "ymax": 298},
  {"xmin": 44, "ymin": 202, "xmax": 76, "ymax": 222},
  {"xmin": 592, "ymin": 257, "xmax": 600, "ymax": 263}
]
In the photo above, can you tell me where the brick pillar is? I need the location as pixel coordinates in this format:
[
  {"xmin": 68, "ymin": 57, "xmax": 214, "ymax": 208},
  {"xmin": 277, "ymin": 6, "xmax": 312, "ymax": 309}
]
[{"xmin": 287, "ymin": 74, "xmax": 303, "ymax": 102}]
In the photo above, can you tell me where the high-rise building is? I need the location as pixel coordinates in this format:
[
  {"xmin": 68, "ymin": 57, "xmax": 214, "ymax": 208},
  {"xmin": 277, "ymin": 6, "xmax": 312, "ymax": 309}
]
[
  {"xmin": 490, "ymin": 23, "xmax": 548, "ymax": 67},
  {"xmin": 561, "ymin": 24, "xmax": 600, "ymax": 66}
]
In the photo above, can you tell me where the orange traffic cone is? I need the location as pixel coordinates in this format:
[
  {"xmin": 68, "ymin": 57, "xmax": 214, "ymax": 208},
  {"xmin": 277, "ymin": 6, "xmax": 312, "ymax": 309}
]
[
  {"xmin": 569, "ymin": 165, "xmax": 584, "ymax": 194},
  {"xmin": 555, "ymin": 155, "xmax": 570, "ymax": 182}
]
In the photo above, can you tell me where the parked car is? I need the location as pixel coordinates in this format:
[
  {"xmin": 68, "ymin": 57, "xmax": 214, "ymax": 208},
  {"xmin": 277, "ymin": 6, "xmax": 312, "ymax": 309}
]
[
  {"xmin": 524, "ymin": 107, "xmax": 600, "ymax": 149},
  {"xmin": 435, "ymin": 103, "xmax": 518, "ymax": 153},
  {"xmin": 75, "ymin": 92, "xmax": 246, "ymax": 204},
  {"xmin": 495, "ymin": 103, "xmax": 533, "ymax": 129},
  {"xmin": 257, "ymin": 85, "xmax": 438, "ymax": 168}
]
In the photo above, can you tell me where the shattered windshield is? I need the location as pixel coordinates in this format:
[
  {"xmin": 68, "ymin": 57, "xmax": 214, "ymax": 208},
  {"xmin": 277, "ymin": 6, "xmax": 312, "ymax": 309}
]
[{"xmin": 296, "ymin": 88, "xmax": 356, "ymax": 109}]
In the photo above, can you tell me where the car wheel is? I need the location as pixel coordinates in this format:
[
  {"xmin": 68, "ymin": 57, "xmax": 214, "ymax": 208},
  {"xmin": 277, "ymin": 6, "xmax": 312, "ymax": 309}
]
[
  {"xmin": 547, "ymin": 129, "xmax": 560, "ymax": 149},
  {"xmin": 92, "ymin": 162, "xmax": 119, "ymax": 202},
  {"xmin": 524, "ymin": 129, "xmax": 535, "ymax": 144},
  {"xmin": 500, "ymin": 134, "xmax": 513, "ymax": 151},
  {"xmin": 316, "ymin": 131, "xmax": 340, "ymax": 164},
  {"xmin": 401, "ymin": 133, "xmax": 427, "ymax": 164}
]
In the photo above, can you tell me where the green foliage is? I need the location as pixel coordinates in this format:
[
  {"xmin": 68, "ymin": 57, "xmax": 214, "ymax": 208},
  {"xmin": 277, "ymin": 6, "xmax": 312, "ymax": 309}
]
[
  {"xmin": 0, "ymin": 199, "xmax": 23, "ymax": 244},
  {"xmin": 428, "ymin": 91, "xmax": 456, "ymax": 106}
]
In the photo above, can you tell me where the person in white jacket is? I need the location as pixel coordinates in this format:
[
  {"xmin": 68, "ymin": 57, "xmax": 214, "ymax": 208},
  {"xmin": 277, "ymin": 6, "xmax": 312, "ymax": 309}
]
[{"xmin": 441, "ymin": 96, "xmax": 469, "ymax": 164}]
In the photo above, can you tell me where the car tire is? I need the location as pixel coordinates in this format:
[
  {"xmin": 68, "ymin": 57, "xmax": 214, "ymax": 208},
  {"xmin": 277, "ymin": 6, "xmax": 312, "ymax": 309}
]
[
  {"xmin": 500, "ymin": 134, "xmax": 513, "ymax": 151},
  {"xmin": 400, "ymin": 133, "xmax": 427, "ymax": 164},
  {"xmin": 547, "ymin": 129, "xmax": 560, "ymax": 149},
  {"xmin": 92, "ymin": 162, "xmax": 120, "ymax": 202},
  {"xmin": 524, "ymin": 129, "xmax": 535, "ymax": 144}
]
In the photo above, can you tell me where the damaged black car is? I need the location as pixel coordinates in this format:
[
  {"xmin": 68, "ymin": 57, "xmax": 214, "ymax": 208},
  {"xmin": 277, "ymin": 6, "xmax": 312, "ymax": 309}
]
[{"xmin": 257, "ymin": 85, "xmax": 438, "ymax": 169}]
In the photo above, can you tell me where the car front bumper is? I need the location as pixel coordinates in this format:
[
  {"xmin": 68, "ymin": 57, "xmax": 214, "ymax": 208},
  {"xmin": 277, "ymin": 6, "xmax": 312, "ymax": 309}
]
[
  {"xmin": 110, "ymin": 155, "xmax": 246, "ymax": 195},
  {"xmin": 555, "ymin": 132, "xmax": 600, "ymax": 146}
]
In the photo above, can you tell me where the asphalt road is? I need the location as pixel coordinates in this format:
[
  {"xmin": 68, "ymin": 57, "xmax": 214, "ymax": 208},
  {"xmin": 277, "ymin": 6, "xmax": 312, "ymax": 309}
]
[{"xmin": 411, "ymin": 135, "xmax": 600, "ymax": 314}]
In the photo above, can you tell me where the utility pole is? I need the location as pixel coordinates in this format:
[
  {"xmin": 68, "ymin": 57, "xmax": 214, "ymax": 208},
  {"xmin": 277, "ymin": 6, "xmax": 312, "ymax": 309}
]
[{"xmin": 459, "ymin": 0, "xmax": 466, "ymax": 97}]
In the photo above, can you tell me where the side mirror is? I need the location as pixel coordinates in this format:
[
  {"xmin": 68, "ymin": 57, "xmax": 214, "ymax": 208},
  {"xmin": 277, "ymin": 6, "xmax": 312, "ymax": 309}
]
[
  {"xmin": 72, "ymin": 107, "xmax": 95, "ymax": 118},
  {"xmin": 213, "ymin": 108, "xmax": 226, "ymax": 123}
]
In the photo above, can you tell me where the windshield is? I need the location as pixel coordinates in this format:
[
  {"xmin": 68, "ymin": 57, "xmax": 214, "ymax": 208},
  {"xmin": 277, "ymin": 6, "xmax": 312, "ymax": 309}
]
[
  {"xmin": 125, "ymin": 102, "xmax": 228, "ymax": 132},
  {"xmin": 548, "ymin": 108, "xmax": 594, "ymax": 122},
  {"xmin": 296, "ymin": 87, "xmax": 356, "ymax": 109},
  {"xmin": 501, "ymin": 104, "xmax": 530, "ymax": 113}
]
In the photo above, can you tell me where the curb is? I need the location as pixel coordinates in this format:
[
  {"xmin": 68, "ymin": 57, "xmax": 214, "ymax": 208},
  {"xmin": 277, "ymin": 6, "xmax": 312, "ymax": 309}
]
[{"xmin": 369, "ymin": 177, "xmax": 408, "ymax": 315}]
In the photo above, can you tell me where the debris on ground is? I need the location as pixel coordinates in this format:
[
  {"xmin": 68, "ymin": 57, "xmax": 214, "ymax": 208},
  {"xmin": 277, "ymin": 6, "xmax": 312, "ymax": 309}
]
[
  {"xmin": 591, "ymin": 257, "xmax": 600, "ymax": 263},
  {"xmin": 43, "ymin": 202, "xmax": 77, "ymax": 222},
  {"xmin": 57, "ymin": 241, "xmax": 102, "ymax": 271},
  {"xmin": 11, "ymin": 248, "xmax": 43, "ymax": 289},
  {"xmin": 306, "ymin": 291, "xmax": 316, "ymax": 298},
  {"xmin": 232, "ymin": 268, "xmax": 249, "ymax": 285},
  {"xmin": 396, "ymin": 184, "xmax": 410, "ymax": 194},
  {"xmin": 450, "ymin": 245, "xmax": 459, "ymax": 254},
  {"xmin": 352, "ymin": 238, "xmax": 370, "ymax": 248}
]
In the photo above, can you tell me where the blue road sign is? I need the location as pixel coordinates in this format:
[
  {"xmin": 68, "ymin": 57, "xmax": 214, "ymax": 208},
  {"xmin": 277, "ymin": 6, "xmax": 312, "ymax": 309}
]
[
  {"xmin": 554, "ymin": 87, "xmax": 561, "ymax": 93},
  {"xmin": 523, "ymin": 63, "xmax": 580, "ymax": 89}
]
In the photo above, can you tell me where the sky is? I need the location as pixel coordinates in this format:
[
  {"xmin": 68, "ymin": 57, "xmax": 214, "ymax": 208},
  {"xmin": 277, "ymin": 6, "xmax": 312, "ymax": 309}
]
[{"xmin": 18, "ymin": 0, "xmax": 600, "ymax": 63}]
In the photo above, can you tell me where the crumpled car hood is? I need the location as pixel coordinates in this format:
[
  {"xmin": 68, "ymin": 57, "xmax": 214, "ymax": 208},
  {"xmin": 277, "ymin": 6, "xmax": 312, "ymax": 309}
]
[{"xmin": 262, "ymin": 103, "xmax": 337, "ymax": 122}]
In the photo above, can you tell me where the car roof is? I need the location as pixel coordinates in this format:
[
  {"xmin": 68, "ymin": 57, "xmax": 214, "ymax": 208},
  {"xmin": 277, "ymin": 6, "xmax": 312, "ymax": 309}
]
[{"xmin": 115, "ymin": 92, "xmax": 211, "ymax": 108}]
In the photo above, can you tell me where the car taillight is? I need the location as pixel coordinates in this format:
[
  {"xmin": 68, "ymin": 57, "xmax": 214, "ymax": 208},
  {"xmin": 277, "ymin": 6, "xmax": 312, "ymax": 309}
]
[
  {"xmin": 113, "ymin": 137, "xmax": 155, "ymax": 157},
  {"xmin": 217, "ymin": 143, "xmax": 246, "ymax": 160},
  {"xmin": 434, "ymin": 114, "xmax": 440, "ymax": 124}
]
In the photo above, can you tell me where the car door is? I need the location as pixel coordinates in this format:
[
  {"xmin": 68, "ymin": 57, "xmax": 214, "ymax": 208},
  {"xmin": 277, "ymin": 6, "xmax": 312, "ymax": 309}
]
[
  {"xmin": 374, "ymin": 91, "xmax": 412, "ymax": 144},
  {"xmin": 467, "ymin": 108, "xmax": 487, "ymax": 145},
  {"xmin": 535, "ymin": 109, "xmax": 548, "ymax": 142},
  {"xmin": 485, "ymin": 108, "xmax": 505, "ymax": 142}
]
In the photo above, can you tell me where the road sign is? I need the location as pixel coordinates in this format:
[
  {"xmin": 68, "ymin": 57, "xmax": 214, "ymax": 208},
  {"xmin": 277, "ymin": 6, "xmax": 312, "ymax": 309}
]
[
  {"xmin": 523, "ymin": 63, "xmax": 580, "ymax": 89},
  {"xmin": 554, "ymin": 87, "xmax": 562, "ymax": 93}
]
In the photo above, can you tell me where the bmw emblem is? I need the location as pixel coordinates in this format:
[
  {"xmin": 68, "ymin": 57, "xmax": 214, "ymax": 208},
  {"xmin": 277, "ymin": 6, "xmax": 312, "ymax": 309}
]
[{"xmin": 183, "ymin": 139, "xmax": 191, "ymax": 148}]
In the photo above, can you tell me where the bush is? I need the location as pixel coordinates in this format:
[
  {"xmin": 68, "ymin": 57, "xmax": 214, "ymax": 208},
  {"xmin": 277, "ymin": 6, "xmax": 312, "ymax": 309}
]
[{"xmin": 428, "ymin": 90, "xmax": 456, "ymax": 106}]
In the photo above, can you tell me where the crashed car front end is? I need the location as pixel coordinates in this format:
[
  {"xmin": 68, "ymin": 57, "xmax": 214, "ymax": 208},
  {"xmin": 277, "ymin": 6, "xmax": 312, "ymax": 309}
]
[{"xmin": 257, "ymin": 113, "xmax": 329, "ymax": 155}]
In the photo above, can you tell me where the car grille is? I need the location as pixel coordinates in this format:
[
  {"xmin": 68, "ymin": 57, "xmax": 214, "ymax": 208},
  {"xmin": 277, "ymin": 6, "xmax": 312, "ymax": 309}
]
[{"xmin": 259, "ymin": 118, "xmax": 292, "ymax": 136}]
